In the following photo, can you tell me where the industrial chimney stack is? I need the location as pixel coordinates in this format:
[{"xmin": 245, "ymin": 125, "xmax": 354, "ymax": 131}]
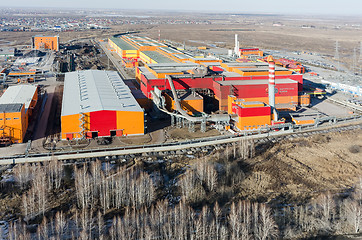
[
  {"xmin": 267, "ymin": 55, "xmax": 278, "ymax": 121},
  {"xmin": 234, "ymin": 34, "xmax": 240, "ymax": 57},
  {"xmin": 267, "ymin": 55, "xmax": 275, "ymax": 108}
]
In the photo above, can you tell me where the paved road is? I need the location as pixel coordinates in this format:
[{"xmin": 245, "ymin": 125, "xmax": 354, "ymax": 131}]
[
  {"xmin": 1, "ymin": 120, "xmax": 361, "ymax": 165},
  {"xmin": 31, "ymin": 84, "xmax": 57, "ymax": 152},
  {"xmin": 96, "ymin": 40, "xmax": 132, "ymax": 80}
]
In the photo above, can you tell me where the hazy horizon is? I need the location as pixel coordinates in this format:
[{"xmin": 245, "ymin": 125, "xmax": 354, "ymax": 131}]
[{"xmin": 0, "ymin": 0, "xmax": 362, "ymax": 16}]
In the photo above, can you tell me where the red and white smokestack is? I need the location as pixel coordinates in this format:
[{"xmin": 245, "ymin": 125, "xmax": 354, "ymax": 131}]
[{"xmin": 267, "ymin": 55, "xmax": 275, "ymax": 108}]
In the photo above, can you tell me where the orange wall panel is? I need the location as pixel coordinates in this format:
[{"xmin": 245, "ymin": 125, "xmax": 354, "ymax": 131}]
[
  {"xmin": 61, "ymin": 114, "xmax": 84, "ymax": 140},
  {"xmin": 116, "ymin": 111, "xmax": 144, "ymax": 135},
  {"xmin": 237, "ymin": 115, "xmax": 271, "ymax": 130},
  {"xmin": 33, "ymin": 36, "xmax": 59, "ymax": 51},
  {"xmin": 0, "ymin": 106, "xmax": 26, "ymax": 143}
]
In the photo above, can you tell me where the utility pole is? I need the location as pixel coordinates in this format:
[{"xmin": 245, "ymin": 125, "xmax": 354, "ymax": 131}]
[
  {"xmin": 353, "ymin": 48, "xmax": 357, "ymax": 73},
  {"xmin": 334, "ymin": 40, "xmax": 340, "ymax": 71}
]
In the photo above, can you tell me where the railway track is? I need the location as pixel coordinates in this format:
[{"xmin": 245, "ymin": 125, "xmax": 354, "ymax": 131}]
[{"xmin": 0, "ymin": 120, "xmax": 361, "ymax": 165}]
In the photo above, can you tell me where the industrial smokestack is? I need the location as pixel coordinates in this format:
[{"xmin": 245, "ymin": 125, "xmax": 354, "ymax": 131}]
[
  {"xmin": 234, "ymin": 34, "xmax": 240, "ymax": 57},
  {"xmin": 267, "ymin": 55, "xmax": 278, "ymax": 121},
  {"xmin": 267, "ymin": 55, "xmax": 275, "ymax": 108}
]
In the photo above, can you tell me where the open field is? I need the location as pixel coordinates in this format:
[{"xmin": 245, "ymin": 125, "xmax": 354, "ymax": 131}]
[
  {"xmin": 2, "ymin": 13, "xmax": 362, "ymax": 66},
  {"xmin": 241, "ymin": 129, "xmax": 362, "ymax": 203}
]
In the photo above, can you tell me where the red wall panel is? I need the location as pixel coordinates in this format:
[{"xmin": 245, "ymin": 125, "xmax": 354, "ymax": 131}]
[
  {"xmin": 232, "ymin": 103, "xmax": 271, "ymax": 117},
  {"xmin": 90, "ymin": 110, "xmax": 117, "ymax": 137},
  {"xmin": 240, "ymin": 106, "xmax": 271, "ymax": 117},
  {"xmin": 141, "ymin": 72, "xmax": 302, "ymax": 101},
  {"xmin": 235, "ymin": 82, "xmax": 298, "ymax": 99}
]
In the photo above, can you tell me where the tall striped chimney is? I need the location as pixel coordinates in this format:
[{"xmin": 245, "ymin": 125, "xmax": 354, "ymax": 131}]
[{"xmin": 267, "ymin": 55, "xmax": 275, "ymax": 108}]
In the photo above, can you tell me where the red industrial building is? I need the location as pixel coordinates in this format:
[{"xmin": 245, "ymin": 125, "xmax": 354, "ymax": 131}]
[{"xmin": 136, "ymin": 62, "xmax": 303, "ymax": 111}]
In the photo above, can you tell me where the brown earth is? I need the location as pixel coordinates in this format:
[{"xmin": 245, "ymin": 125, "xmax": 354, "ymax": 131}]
[
  {"xmin": 167, "ymin": 127, "xmax": 221, "ymax": 140},
  {"xmin": 238, "ymin": 129, "xmax": 362, "ymax": 204}
]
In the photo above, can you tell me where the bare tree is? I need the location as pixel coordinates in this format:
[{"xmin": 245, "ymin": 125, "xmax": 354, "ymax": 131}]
[
  {"xmin": 97, "ymin": 210, "xmax": 104, "ymax": 240},
  {"xmin": 47, "ymin": 157, "xmax": 63, "ymax": 190},
  {"xmin": 13, "ymin": 163, "xmax": 33, "ymax": 189},
  {"xmin": 343, "ymin": 198, "xmax": 362, "ymax": 233},
  {"xmin": 255, "ymin": 203, "xmax": 279, "ymax": 240},
  {"xmin": 37, "ymin": 217, "xmax": 49, "ymax": 239},
  {"xmin": 54, "ymin": 211, "xmax": 66, "ymax": 238}
]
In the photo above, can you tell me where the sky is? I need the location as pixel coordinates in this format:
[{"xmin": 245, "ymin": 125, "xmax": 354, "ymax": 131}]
[{"xmin": 1, "ymin": 0, "xmax": 362, "ymax": 16}]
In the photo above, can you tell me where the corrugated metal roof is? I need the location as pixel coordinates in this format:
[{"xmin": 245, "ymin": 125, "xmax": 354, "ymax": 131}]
[
  {"xmin": 61, "ymin": 70, "xmax": 143, "ymax": 116},
  {"xmin": 226, "ymin": 62, "xmax": 290, "ymax": 71},
  {"xmin": 0, "ymin": 85, "xmax": 37, "ymax": 112},
  {"xmin": 160, "ymin": 47, "xmax": 183, "ymax": 54},
  {"xmin": 235, "ymin": 67, "xmax": 288, "ymax": 72},
  {"xmin": 142, "ymin": 51, "xmax": 176, "ymax": 63},
  {"xmin": 216, "ymin": 79, "xmax": 297, "ymax": 86},
  {"xmin": 222, "ymin": 72, "xmax": 242, "ymax": 77},
  {"xmin": 174, "ymin": 53, "xmax": 191, "ymax": 59},
  {"xmin": 0, "ymin": 103, "xmax": 23, "ymax": 113},
  {"xmin": 109, "ymin": 37, "xmax": 137, "ymax": 51}
]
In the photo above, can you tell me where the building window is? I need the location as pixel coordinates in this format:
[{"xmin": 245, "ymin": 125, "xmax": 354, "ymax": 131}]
[
  {"xmin": 0, "ymin": 119, "xmax": 2, "ymax": 120},
  {"xmin": 14, "ymin": 118, "xmax": 19, "ymax": 120},
  {"xmin": 5, "ymin": 118, "xmax": 11, "ymax": 120}
]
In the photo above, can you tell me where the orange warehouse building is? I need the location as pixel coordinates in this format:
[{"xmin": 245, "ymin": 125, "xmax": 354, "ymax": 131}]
[
  {"xmin": 32, "ymin": 36, "xmax": 59, "ymax": 51},
  {"xmin": 0, "ymin": 104, "xmax": 27, "ymax": 144},
  {"xmin": 0, "ymin": 85, "xmax": 38, "ymax": 143},
  {"xmin": 61, "ymin": 70, "xmax": 144, "ymax": 140}
]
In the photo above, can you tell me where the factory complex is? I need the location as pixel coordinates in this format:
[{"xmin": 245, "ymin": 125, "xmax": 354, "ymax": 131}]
[
  {"xmin": 107, "ymin": 34, "xmax": 314, "ymax": 132},
  {"xmin": 0, "ymin": 32, "xmax": 349, "ymax": 146}
]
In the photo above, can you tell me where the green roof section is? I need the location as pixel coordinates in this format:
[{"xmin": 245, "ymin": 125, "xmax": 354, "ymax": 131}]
[
  {"xmin": 142, "ymin": 51, "xmax": 177, "ymax": 64},
  {"xmin": 110, "ymin": 37, "xmax": 137, "ymax": 51}
]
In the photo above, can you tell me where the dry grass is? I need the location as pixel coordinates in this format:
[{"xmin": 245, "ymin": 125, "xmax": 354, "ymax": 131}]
[
  {"xmin": 237, "ymin": 129, "xmax": 362, "ymax": 204},
  {"xmin": 167, "ymin": 127, "xmax": 221, "ymax": 140}
]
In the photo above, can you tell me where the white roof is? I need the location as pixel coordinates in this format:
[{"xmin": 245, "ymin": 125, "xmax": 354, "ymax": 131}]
[
  {"xmin": 0, "ymin": 85, "xmax": 37, "ymax": 112},
  {"xmin": 61, "ymin": 70, "xmax": 143, "ymax": 116}
]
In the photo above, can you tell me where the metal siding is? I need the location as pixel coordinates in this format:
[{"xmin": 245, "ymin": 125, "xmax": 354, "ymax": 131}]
[
  {"xmin": 140, "ymin": 74, "xmax": 149, "ymax": 96},
  {"xmin": 236, "ymin": 82, "xmax": 297, "ymax": 99},
  {"xmin": 90, "ymin": 110, "xmax": 117, "ymax": 137},
  {"xmin": 237, "ymin": 85, "xmax": 266, "ymax": 98},
  {"xmin": 239, "ymin": 106, "xmax": 271, "ymax": 117}
]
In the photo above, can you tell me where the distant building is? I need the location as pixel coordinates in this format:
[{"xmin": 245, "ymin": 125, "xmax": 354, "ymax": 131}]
[
  {"xmin": 0, "ymin": 48, "xmax": 14, "ymax": 58},
  {"xmin": 61, "ymin": 70, "xmax": 145, "ymax": 140},
  {"xmin": 32, "ymin": 35, "xmax": 59, "ymax": 51},
  {"xmin": 0, "ymin": 85, "xmax": 38, "ymax": 143}
]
